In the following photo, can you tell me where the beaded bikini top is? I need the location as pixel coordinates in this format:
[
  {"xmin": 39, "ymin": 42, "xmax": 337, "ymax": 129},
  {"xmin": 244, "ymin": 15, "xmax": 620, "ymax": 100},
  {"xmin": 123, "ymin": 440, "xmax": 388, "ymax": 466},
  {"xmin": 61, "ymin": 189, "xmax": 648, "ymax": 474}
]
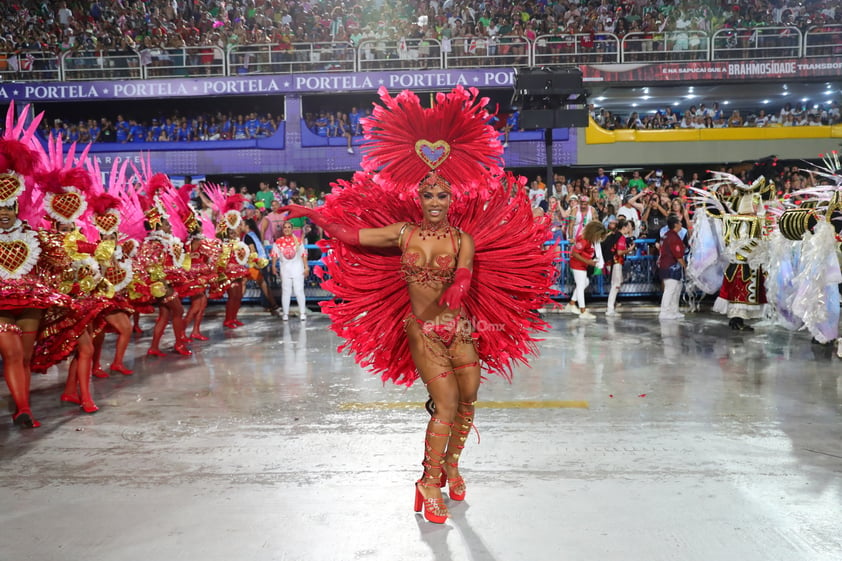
[{"xmin": 399, "ymin": 223, "xmax": 461, "ymax": 286}]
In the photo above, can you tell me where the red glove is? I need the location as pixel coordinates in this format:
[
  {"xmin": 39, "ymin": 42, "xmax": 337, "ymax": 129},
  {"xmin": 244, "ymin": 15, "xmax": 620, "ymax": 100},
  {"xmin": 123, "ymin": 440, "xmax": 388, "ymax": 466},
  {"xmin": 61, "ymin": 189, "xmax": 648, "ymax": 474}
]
[
  {"xmin": 439, "ymin": 267, "xmax": 472, "ymax": 309},
  {"xmin": 279, "ymin": 204, "xmax": 360, "ymax": 246}
]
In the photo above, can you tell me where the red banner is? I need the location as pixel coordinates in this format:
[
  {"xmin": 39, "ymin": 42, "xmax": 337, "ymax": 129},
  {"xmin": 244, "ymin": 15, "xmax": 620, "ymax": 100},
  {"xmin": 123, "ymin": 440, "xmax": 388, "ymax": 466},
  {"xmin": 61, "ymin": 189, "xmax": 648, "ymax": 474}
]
[{"xmin": 581, "ymin": 57, "xmax": 842, "ymax": 83}]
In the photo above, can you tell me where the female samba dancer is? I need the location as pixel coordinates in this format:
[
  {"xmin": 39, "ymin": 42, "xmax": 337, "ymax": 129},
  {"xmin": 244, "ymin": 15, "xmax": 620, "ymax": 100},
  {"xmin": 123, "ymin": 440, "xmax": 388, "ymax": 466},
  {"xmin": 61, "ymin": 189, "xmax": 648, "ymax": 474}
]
[
  {"xmin": 30, "ymin": 140, "xmax": 113, "ymax": 414},
  {"xmin": 203, "ymin": 185, "xmax": 250, "ymax": 329},
  {"xmin": 282, "ymin": 86, "xmax": 556, "ymax": 524},
  {"xmin": 138, "ymin": 188, "xmax": 192, "ymax": 357},
  {"xmin": 285, "ymin": 172, "xmax": 477, "ymax": 524},
  {"xmin": 85, "ymin": 161, "xmax": 136, "ymax": 376},
  {"xmin": 0, "ymin": 193, "xmax": 72, "ymax": 426},
  {"xmin": 181, "ymin": 211, "xmax": 220, "ymax": 341}
]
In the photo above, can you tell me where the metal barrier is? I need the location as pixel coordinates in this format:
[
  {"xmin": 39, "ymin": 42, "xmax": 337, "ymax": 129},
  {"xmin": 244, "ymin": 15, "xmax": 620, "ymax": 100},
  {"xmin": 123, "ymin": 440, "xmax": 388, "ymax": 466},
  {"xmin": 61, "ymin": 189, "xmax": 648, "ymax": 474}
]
[
  {"xmin": 711, "ymin": 27, "xmax": 802, "ymax": 61},
  {"xmin": 533, "ymin": 33, "xmax": 620, "ymax": 66},
  {"xmin": 60, "ymin": 50, "xmax": 143, "ymax": 81},
  {"xmin": 803, "ymin": 24, "xmax": 842, "ymax": 57},
  {"xmin": 138, "ymin": 45, "xmax": 226, "ymax": 79},
  {"xmin": 621, "ymin": 31, "xmax": 709, "ymax": 63},
  {"xmin": 229, "ymin": 41, "xmax": 355, "ymax": 74},
  {"xmin": 2, "ymin": 27, "xmax": 841, "ymax": 82},
  {"xmin": 0, "ymin": 50, "xmax": 61, "ymax": 81},
  {"xmin": 551, "ymin": 238, "xmax": 660, "ymax": 299},
  {"xmin": 445, "ymin": 35, "xmax": 530, "ymax": 69},
  {"xmin": 357, "ymin": 38, "xmax": 442, "ymax": 71}
]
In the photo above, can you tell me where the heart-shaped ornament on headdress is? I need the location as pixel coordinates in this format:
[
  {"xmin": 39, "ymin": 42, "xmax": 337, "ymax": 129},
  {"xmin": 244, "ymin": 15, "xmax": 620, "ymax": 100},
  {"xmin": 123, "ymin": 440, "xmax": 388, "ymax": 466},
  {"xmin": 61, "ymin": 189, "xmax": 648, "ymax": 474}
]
[
  {"xmin": 415, "ymin": 140, "xmax": 451, "ymax": 170},
  {"xmin": 94, "ymin": 211, "xmax": 120, "ymax": 234},
  {"xmin": 0, "ymin": 172, "xmax": 24, "ymax": 205},
  {"xmin": 47, "ymin": 190, "xmax": 86, "ymax": 223}
]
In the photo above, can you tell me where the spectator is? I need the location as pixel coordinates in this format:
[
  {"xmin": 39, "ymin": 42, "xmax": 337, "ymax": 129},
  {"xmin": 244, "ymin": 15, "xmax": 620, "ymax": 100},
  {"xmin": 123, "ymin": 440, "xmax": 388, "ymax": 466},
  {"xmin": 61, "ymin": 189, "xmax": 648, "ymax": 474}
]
[
  {"xmin": 618, "ymin": 192, "xmax": 644, "ymax": 238},
  {"xmin": 259, "ymin": 199, "xmax": 288, "ymax": 244},
  {"xmin": 115, "ymin": 115, "xmax": 129, "ymax": 143},
  {"xmin": 254, "ymin": 181, "xmax": 275, "ymax": 210},
  {"xmin": 627, "ymin": 170, "xmax": 646, "ymax": 193},
  {"xmin": 567, "ymin": 194, "xmax": 598, "ymax": 240},
  {"xmin": 502, "ymin": 107, "xmax": 519, "ymax": 148},
  {"xmin": 641, "ymin": 189, "xmax": 668, "ymax": 239},
  {"xmin": 567, "ymin": 221, "xmax": 608, "ymax": 320},
  {"xmin": 658, "ymin": 214, "xmax": 687, "ymax": 321},
  {"xmin": 593, "ymin": 167, "xmax": 610, "ymax": 189}
]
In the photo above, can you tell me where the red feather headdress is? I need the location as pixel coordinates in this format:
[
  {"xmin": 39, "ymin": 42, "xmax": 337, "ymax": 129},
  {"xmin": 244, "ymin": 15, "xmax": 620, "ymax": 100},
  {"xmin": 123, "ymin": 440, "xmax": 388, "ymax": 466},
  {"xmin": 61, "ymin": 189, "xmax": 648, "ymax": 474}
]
[
  {"xmin": 0, "ymin": 102, "xmax": 44, "ymax": 209},
  {"xmin": 360, "ymin": 85, "xmax": 503, "ymax": 199},
  {"xmin": 203, "ymin": 182, "xmax": 244, "ymax": 232},
  {"xmin": 34, "ymin": 135, "xmax": 94, "ymax": 225}
]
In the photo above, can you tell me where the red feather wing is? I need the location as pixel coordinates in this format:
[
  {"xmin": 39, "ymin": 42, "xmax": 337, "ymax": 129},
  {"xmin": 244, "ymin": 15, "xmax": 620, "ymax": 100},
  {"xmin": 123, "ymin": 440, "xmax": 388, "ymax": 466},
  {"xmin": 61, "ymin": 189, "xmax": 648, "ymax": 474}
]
[
  {"xmin": 450, "ymin": 173, "xmax": 557, "ymax": 381},
  {"xmin": 318, "ymin": 171, "xmax": 555, "ymax": 386},
  {"xmin": 317, "ymin": 173, "xmax": 422, "ymax": 386}
]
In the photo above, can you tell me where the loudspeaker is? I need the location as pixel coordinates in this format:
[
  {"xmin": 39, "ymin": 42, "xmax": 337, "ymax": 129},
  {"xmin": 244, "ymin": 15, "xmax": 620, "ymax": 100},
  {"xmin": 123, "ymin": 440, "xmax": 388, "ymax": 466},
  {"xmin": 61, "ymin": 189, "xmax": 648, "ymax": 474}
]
[
  {"xmin": 520, "ymin": 109, "xmax": 589, "ymax": 130},
  {"xmin": 514, "ymin": 67, "xmax": 583, "ymax": 95}
]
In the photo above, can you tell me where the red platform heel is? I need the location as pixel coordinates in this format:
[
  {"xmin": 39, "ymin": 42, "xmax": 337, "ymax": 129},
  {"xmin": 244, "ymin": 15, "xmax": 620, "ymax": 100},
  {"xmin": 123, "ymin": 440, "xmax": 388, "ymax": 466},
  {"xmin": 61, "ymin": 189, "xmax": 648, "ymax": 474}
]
[
  {"xmin": 173, "ymin": 339, "xmax": 192, "ymax": 356},
  {"xmin": 81, "ymin": 399, "xmax": 99, "ymax": 414},
  {"xmin": 92, "ymin": 365, "xmax": 110, "ymax": 378},
  {"xmin": 190, "ymin": 333, "xmax": 209, "ymax": 341},
  {"xmin": 147, "ymin": 348, "xmax": 166, "ymax": 357},
  {"xmin": 414, "ymin": 483, "xmax": 448, "ymax": 524},
  {"xmin": 61, "ymin": 393, "xmax": 82, "ymax": 405},
  {"xmin": 109, "ymin": 363, "xmax": 133, "ymax": 375},
  {"xmin": 12, "ymin": 409, "xmax": 41, "ymax": 428},
  {"xmin": 413, "ymin": 417, "xmax": 452, "ymax": 524}
]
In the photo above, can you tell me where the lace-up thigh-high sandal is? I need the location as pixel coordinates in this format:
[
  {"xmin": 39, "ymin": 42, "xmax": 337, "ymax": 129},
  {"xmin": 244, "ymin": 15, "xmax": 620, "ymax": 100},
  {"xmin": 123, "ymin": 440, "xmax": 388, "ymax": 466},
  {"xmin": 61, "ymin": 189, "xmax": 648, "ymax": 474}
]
[
  {"xmin": 441, "ymin": 400, "xmax": 476, "ymax": 501},
  {"xmin": 414, "ymin": 416, "xmax": 453, "ymax": 524}
]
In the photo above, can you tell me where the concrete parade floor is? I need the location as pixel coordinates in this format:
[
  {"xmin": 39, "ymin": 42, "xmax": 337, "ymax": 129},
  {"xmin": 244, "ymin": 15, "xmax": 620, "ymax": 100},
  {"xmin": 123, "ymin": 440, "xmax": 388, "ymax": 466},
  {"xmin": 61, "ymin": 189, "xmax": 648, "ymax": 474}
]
[{"xmin": 1, "ymin": 304, "xmax": 840, "ymax": 561}]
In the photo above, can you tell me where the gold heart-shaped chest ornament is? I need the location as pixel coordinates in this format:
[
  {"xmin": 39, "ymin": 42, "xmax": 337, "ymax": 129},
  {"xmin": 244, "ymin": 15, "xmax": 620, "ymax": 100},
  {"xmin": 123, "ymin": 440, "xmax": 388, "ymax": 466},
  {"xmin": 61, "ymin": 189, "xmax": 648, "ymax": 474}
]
[
  {"xmin": 0, "ymin": 229, "xmax": 40, "ymax": 279},
  {"xmin": 104, "ymin": 265, "xmax": 126, "ymax": 286}
]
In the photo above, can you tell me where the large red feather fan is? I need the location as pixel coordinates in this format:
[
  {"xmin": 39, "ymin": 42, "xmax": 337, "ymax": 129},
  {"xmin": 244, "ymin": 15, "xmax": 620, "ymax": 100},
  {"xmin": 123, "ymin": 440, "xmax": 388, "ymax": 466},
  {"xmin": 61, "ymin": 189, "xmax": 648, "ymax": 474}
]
[{"xmin": 317, "ymin": 171, "xmax": 556, "ymax": 386}]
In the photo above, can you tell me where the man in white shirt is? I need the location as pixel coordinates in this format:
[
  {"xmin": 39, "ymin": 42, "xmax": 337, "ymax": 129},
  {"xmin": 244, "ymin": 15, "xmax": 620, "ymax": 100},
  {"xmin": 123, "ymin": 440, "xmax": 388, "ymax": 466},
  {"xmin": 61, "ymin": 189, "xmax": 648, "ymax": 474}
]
[{"xmin": 617, "ymin": 192, "xmax": 644, "ymax": 238}]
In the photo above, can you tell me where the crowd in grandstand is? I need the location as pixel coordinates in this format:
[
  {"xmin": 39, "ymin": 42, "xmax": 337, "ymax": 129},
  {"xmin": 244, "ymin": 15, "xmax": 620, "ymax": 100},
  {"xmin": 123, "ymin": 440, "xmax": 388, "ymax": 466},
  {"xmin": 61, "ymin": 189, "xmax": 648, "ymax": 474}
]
[
  {"xmin": 33, "ymin": 96, "xmax": 841, "ymax": 145},
  {"xmin": 592, "ymin": 100, "xmax": 842, "ymax": 130},
  {"xmin": 37, "ymin": 111, "xmax": 284, "ymax": 143},
  {"xmin": 0, "ymin": 0, "xmax": 839, "ymax": 76}
]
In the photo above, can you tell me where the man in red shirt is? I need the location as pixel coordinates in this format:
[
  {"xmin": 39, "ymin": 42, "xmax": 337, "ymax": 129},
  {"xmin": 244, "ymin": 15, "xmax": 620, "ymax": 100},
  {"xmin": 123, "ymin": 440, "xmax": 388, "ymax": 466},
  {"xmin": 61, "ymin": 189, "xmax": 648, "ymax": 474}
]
[{"xmin": 658, "ymin": 215, "xmax": 687, "ymax": 320}]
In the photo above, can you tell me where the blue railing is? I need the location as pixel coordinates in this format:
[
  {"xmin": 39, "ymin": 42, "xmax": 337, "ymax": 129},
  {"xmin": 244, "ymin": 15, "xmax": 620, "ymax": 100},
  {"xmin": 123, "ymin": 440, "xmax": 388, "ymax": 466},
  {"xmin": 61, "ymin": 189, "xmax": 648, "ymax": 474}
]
[
  {"xmin": 549, "ymin": 238, "xmax": 660, "ymax": 299},
  {"xmin": 238, "ymin": 239, "xmax": 662, "ymax": 305}
]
